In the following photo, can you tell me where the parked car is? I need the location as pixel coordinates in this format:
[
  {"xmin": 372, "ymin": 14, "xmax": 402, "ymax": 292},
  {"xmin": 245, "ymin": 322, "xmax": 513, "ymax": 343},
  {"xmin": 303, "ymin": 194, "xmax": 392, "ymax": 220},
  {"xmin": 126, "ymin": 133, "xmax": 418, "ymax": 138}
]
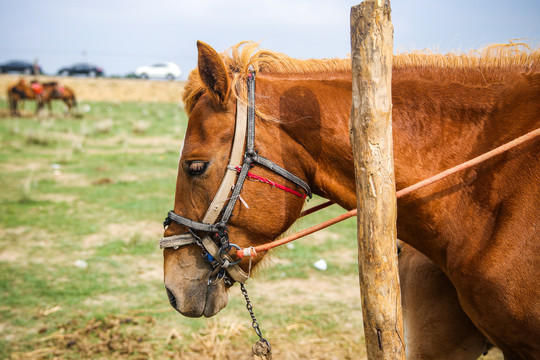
[
  {"xmin": 134, "ymin": 62, "xmax": 181, "ymax": 80},
  {"xmin": 57, "ymin": 63, "xmax": 103, "ymax": 77},
  {"xmin": 0, "ymin": 60, "xmax": 42, "ymax": 74}
]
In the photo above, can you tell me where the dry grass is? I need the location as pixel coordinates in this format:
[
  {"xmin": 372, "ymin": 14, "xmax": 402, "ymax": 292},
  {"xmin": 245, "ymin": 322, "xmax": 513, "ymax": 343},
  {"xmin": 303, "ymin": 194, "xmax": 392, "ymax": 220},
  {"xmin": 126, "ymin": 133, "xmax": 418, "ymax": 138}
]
[
  {"xmin": 8, "ymin": 313, "xmax": 363, "ymax": 360},
  {"xmin": 0, "ymin": 74, "xmax": 185, "ymax": 103},
  {"xmin": 9, "ymin": 312, "xmax": 502, "ymax": 360}
]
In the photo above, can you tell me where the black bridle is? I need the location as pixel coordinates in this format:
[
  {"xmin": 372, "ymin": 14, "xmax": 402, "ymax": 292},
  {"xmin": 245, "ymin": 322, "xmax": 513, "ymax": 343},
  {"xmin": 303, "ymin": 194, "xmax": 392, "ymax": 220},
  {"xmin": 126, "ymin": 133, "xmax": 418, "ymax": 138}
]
[{"xmin": 162, "ymin": 71, "xmax": 312, "ymax": 285}]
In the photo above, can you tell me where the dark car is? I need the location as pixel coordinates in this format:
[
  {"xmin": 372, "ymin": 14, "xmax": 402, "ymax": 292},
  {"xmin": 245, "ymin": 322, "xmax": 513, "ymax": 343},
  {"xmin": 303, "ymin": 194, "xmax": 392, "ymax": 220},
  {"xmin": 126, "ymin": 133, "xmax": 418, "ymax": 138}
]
[
  {"xmin": 57, "ymin": 63, "xmax": 103, "ymax": 77},
  {"xmin": 0, "ymin": 60, "xmax": 42, "ymax": 74}
]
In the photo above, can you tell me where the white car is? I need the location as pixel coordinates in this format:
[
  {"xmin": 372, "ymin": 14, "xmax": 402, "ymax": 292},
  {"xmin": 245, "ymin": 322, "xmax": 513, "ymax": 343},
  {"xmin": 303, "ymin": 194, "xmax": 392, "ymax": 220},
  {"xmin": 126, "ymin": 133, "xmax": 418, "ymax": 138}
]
[{"xmin": 134, "ymin": 62, "xmax": 182, "ymax": 80}]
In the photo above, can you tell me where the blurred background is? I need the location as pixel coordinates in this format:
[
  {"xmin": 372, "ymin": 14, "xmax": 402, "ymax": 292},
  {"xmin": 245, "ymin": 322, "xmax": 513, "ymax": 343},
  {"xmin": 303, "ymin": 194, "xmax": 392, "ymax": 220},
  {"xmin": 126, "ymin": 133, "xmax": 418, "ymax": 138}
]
[{"xmin": 1, "ymin": 0, "xmax": 539, "ymax": 79}]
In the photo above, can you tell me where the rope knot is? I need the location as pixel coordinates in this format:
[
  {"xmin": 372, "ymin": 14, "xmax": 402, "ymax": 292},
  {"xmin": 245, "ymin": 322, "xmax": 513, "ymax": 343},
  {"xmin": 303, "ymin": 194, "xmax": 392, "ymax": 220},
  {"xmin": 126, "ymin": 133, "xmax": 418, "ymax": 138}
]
[{"xmin": 243, "ymin": 247, "xmax": 257, "ymax": 258}]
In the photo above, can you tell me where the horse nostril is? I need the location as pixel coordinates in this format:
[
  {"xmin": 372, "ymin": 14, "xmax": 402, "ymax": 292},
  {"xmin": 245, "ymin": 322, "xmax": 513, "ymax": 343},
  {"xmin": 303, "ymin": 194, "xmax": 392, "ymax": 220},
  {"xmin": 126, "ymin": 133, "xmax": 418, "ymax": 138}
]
[{"xmin": 166, "ymin": 287, "xmax": 177, "ymax": 309}]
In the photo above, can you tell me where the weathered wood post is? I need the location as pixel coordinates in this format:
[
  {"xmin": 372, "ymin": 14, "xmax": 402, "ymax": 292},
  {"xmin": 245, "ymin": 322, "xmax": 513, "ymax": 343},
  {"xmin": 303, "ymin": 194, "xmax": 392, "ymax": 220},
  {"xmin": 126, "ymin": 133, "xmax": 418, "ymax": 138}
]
[{"xmin": 350, "ymin": 1, "xmax": 405, "ymax": 359}]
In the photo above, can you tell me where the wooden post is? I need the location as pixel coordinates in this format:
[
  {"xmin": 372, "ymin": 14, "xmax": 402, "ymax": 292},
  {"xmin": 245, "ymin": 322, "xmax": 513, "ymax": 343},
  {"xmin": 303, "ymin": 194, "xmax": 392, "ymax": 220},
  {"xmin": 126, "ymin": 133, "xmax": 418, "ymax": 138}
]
[{"xmin": 350, "ymin": 1, "xmax": 405, "ymax": 359}]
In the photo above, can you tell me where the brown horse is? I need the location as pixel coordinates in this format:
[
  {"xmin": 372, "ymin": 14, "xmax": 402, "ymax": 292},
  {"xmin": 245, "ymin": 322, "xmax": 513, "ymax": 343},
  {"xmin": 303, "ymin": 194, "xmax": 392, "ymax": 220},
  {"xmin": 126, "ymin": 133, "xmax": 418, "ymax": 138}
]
[
  {"xmin": 7, "ymin": 79, "xmax": 37, "ymax": 116},
  {"xmin": 7, "ymin": 80, "xmax": 76, "ymax": 116},
  {"xmin": 162, "ymin": 41, "xmax": 539, "ymax": 359},
  {"xmin": 37, "ymin": 81, "xmax": 77, "ymax": 115}
]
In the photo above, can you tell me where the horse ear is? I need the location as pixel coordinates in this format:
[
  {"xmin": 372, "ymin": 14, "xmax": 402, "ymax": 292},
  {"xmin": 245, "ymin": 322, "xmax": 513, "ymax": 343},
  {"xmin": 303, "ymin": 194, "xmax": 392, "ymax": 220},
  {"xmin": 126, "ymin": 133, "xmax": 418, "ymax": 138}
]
[{"xmin": 197, "ymin": 41, "xmax": 230, "ymax": 105}]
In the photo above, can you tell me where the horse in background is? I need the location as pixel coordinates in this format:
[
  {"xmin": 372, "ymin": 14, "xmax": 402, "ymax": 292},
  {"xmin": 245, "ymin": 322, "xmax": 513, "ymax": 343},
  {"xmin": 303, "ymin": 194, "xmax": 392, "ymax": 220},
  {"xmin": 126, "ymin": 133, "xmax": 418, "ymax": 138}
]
[
  {"xmin": 6, "ymin": 79, "xmax": 77, "ymax": 117},
  {"xmin": 7, "ymin": 79, "xmax": 37, "ymax": 116},
  {"xmin": 38, "ymin": 81, "xmax": 77, "ymax": 115}
]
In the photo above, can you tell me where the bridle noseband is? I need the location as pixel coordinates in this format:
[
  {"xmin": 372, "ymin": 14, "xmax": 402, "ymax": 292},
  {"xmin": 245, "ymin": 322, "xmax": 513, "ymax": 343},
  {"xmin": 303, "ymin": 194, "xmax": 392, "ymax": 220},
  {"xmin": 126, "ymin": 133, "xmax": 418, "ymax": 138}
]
[{"xmin": 160, "ymin": 71, "xmax": 312, "ymax": 285}]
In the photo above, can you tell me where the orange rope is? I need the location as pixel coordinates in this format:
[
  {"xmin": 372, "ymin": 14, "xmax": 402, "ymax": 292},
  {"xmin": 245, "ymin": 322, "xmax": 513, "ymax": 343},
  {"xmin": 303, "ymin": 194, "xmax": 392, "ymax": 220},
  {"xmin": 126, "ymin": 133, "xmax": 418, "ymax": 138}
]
[
  {"xmin": 236, "ymin": 127, "xmax": 540, "ymax": 259},
  {"xmin": 299, "ymin": 201, "xmax": 334, "ymax": 217}
]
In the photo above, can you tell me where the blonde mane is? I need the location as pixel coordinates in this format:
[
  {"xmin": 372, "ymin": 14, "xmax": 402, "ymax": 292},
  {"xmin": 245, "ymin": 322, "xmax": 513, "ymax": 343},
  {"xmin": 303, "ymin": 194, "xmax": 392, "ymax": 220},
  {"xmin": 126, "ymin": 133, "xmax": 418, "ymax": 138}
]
[{"xmin": 183, "ymin": 41, "xmax": 540, "ymax": 114}]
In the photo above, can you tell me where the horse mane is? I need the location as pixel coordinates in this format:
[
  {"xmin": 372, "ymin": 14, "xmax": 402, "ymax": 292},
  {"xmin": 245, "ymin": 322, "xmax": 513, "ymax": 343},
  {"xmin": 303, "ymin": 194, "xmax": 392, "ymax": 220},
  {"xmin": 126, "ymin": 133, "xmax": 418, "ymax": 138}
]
[
  {"xmin": 182, "ymin": 41, "xmax": 540, "ymax": 114},
  {"xmin": 183, "ymin": 42, "xmax": 350, "ymax": 113}
]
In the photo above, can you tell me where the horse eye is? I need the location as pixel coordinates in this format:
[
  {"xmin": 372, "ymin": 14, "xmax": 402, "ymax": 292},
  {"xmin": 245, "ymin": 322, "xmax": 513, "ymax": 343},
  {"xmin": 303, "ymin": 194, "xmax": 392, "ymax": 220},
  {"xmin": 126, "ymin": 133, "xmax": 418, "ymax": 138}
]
[{"xmin": 187, "ymin": 161, "xmax": 209, "ymax": 176}]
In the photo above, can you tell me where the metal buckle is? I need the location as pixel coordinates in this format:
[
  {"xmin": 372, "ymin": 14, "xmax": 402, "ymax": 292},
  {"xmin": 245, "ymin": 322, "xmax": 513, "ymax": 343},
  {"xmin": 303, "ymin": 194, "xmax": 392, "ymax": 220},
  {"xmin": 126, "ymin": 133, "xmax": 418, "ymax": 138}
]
[{"xmin": 218, "ymin": 243, "xmax": 242, "ymax": 266}]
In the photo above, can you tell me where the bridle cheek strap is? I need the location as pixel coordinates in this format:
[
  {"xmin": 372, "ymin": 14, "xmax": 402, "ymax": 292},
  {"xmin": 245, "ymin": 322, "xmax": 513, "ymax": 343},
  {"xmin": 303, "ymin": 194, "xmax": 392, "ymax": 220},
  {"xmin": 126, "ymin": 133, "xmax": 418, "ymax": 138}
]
[{"xmin": 160, "ymin": 76, "xmax": 250, "ymax": 283}]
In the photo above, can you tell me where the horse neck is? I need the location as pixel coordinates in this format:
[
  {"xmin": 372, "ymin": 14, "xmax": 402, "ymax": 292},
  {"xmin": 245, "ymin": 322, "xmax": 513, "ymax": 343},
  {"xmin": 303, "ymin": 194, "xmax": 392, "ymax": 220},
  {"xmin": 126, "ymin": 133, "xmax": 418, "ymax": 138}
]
[
  {"xmin": 390, "ymin": 70, "xmax": 539, "ymax": 264},
  {"xmin": 257, "ymin": 74, "xmax": 357, "ymax": 210},
  {"xmin": 257, "ymin": 71, "xmax": 504, "ymax": 212},
  {"xmin": 259, "ymin": 69, "xmax": 535, "ymax": 267}
]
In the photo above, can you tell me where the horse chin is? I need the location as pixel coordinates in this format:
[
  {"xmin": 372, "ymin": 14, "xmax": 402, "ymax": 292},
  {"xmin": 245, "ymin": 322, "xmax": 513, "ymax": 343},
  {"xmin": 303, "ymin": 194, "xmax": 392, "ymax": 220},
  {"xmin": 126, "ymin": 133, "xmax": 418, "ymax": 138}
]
[{"xmin": 165, "ymin": 277, "xmax": 228, "ymax": 318}]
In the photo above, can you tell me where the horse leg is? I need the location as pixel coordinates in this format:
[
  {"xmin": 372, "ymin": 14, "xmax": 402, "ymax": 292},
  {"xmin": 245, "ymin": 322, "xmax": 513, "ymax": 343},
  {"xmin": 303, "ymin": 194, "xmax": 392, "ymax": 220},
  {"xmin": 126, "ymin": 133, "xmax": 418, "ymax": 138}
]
[
  {"xmin": 63, "ymin": 98, "xmax": 71, "ymax": 116},
  {"xmin": 451, "ymin": 181, "xmax": 540, "ymax": 358},
  {"xmin": 70, "ymin": 95, "xmax": 78, "ymax": 116},
  {"xmin": 35, "ymin": 100, "xmax": 43, "ymax": 116},
  {"xmin": 8, "ymin": 96, "xmax": 15, "ymax": 116},
  {"xmin": 399, "ymin": 244, "xmax": 491, "ymax": 360},
  {"xmin": 11, "ymin": 98, "xmax": 20, "ymax": 117}
]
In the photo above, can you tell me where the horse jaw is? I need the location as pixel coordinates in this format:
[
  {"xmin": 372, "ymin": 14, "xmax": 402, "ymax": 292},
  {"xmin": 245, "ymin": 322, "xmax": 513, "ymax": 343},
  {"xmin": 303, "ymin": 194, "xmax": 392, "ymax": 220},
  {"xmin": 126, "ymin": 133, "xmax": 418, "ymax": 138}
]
[{"xmin": 163, "ymin": 246, "xmax": 229, "ymax": 318}]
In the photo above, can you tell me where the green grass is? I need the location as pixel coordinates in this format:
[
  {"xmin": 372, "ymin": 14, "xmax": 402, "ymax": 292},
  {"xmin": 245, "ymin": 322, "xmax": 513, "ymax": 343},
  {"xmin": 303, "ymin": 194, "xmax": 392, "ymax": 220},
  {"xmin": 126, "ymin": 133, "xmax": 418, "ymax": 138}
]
[
  {"xmin": 0, "ymin": 98, "xmax": 503, "ymax": 360},
  {"xmin": 0, "ymin": 98, "xmax": 363, "ymax": 360}
]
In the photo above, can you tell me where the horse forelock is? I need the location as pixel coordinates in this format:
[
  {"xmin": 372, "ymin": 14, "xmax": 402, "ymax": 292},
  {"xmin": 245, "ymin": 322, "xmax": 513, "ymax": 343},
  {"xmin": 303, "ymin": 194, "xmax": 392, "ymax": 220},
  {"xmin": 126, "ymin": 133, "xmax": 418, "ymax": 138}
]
[{"xmin": 182, "ymin": 41, "xmax": 540, "ymax": 114}]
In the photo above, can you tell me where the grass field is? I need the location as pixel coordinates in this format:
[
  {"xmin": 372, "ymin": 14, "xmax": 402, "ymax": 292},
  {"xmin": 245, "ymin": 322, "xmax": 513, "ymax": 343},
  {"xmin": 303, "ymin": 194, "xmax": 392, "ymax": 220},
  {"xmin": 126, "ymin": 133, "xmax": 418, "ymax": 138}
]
[{"xmin": 0, "ymin": 78, "xmax": 503, "ymax": 359}]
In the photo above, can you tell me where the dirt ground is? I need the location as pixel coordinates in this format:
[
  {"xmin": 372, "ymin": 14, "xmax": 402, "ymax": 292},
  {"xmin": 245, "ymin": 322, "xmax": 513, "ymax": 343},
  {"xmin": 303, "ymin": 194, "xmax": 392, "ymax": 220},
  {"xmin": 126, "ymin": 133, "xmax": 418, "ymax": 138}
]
[{"xmin": 0, "ymin": 74, "xmax": 185, "ymax": 103}]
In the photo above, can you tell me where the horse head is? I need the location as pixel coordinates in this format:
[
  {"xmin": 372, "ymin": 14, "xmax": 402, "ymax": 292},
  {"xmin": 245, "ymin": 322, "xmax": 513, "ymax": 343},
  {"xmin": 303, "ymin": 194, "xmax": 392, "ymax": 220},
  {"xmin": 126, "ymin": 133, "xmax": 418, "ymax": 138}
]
[{"xmin": 162, "ymin": 41, "xmax": 310, "ymax": 317}]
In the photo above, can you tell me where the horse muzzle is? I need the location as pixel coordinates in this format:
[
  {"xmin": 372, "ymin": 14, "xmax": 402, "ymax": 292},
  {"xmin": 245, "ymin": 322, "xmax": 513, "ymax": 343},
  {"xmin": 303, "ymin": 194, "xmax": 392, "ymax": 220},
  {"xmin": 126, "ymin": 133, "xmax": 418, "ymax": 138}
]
[
  {"xmin": 165, "ymin": 278, "xmax": 228, "ymax": 318},
  {"xmin": 163, "ymin": 246, "xmax": 229, "ymax": 317}
]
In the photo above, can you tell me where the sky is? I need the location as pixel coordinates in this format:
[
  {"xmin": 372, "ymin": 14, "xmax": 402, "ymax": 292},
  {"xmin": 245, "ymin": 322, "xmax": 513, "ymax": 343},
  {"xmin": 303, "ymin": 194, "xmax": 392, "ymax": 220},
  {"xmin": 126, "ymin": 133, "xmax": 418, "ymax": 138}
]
[{"xmin": 1, "ymin": 0, "xmax": 539, "ymax": 78}]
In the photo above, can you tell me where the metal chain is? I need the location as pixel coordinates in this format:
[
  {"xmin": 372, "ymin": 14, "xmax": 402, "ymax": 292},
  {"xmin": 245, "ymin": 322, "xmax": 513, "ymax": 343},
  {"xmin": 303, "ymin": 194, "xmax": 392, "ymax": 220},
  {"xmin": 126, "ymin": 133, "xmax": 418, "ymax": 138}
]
[
  {"xmin": 240, "ymin": 283, "xmax": 263, "ymax": 338},
  {"xmin": 240, "ymin": 283, "xmax": 272, "ymax": 359},
  {"xmin": 189, "ymin": 229, "xmax": 238, "ymax": 287}
]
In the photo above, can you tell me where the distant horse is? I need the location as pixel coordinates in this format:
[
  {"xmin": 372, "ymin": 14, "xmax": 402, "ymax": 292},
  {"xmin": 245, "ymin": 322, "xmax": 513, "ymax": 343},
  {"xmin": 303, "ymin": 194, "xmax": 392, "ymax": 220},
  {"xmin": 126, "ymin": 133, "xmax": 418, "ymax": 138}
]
[
  {"xmin": 37, "ymin": 81, "xmax": 77, "ymax": 115},
  {"xmin": 7, "ymin": 79, "xmax": 37, "ymax": 116},
  {"xmin": 162, "ymin": 42, "xmax": 539, "ymax": 359}
]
